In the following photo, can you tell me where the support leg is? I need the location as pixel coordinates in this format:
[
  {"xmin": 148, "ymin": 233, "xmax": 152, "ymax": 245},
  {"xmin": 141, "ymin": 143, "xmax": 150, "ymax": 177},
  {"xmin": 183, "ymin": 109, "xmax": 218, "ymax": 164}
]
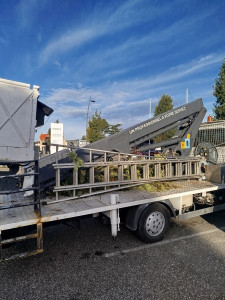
[
  {"xmin": 110, "ymin": 194, "xmax": 120, "ymax": 239},
  {"xmin": 0, "ymin": 230, "xmax": 2, "ymax": 262},
  {"xmin": 37, "ymin": 223, "xmax": 43, "ymax": 253}
]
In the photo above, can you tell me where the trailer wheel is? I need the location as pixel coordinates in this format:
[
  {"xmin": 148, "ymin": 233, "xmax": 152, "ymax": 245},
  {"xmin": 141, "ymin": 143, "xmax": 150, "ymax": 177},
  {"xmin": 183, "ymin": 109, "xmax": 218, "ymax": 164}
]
[{"xmin": 136, "ymin": 203, "xmax": 170, "ymax": 243}]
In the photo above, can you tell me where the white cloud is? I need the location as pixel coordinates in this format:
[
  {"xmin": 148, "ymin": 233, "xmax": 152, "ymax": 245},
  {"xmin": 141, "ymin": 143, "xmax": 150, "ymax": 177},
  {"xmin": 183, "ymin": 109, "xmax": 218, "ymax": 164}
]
[
  {"xmin": 55, "ymin": 105, "xmax": 86, "ymax": 118},
  {"xmin": 39, "ymin": 27, "xmax": 96, "ymax": 64},
  {"xmin": 38, "ymin": 0, "xmax": 218, "ymax": 69},
  {"xmin": 42, "ymin": 87, "xmax": 103, "ymax": 106},
  {"xmin": 38, "ymin": 0, "xmax": 173, "ymax": 65},
  {"xmin": 39, "ymin": 53, "xmax": 223, "ymax": 139},
  {"xmin": 44, "ymin": 53, "xmax": 222, "ymax": 109},
  {"xmin": 109, "ymin": 53, "xmax": 224, "ymax": 92}
]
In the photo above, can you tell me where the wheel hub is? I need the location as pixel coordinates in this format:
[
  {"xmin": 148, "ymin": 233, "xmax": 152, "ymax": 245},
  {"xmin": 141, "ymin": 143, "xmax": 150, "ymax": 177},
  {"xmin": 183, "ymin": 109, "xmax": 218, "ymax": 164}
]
[{"xmin": 145, "ymin": 211, "xmax": 165, "ymax": 236}]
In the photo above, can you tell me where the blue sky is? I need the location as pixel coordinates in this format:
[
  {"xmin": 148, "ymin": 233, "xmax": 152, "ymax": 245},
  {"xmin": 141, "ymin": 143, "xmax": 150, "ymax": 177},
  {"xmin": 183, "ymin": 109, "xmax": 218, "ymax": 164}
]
[{"xmin": 0, "ymin": 0, "xmax": 225, "ymax": 140}]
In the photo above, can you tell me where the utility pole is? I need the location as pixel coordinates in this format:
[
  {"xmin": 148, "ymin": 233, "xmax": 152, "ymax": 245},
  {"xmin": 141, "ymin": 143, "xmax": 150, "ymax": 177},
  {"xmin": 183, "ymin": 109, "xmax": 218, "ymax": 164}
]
[
  {"xmin": 86, "ymin": 97, "xmax": 95, "ymax": 144},
  {"xmin": 149, "ymin": 99, "xmax": 152, "ymax": 119},
  {"xmin": 186, "ymin": 88, "xmax": 189, "ymax": 103},
  {"xmin": 149, "ymin": 99, "xmax": 152, "ymax": 156}
]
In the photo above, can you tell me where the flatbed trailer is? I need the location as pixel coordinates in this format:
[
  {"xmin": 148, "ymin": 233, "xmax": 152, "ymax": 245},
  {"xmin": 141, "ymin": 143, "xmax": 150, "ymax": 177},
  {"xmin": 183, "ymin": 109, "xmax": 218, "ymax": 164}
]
[{"xmin": 1, "ymin": 177, "xmax": 225, "ymax": 261}]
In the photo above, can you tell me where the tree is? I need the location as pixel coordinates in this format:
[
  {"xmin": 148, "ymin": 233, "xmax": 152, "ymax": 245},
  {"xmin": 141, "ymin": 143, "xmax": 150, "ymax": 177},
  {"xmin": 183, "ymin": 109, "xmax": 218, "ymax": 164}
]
[
  {"xmin": 154, "ymin": 94, "xmax": 174, "ymax": 143},
  {"xmin": 87, "ymin": 111, "xmax": 109, "ymax": 143},
  {"xmin": 154, "ymin": 94, "xmax": 173, "ymax": 116},
  {"xmin": 86, "ymin": 111, "xmax": 122, "ymax": 143},
  {"xmin": 106, "ymin": 124, "xmax": 122, "ymax": 135},
  {"xmin": 213, "ymin": 59, "xmax": 225, "ymax": 119}
]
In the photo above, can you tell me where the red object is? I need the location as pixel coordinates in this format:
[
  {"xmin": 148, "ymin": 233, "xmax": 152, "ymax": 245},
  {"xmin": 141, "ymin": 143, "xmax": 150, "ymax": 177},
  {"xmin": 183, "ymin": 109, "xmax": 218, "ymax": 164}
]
[
  {"xmin": 207, "ymin": 115, "xmax": 213, "ymax": 122},
  {"xmin": 40, "ymin": 133, "xmax": 49, "ymax": 142}
]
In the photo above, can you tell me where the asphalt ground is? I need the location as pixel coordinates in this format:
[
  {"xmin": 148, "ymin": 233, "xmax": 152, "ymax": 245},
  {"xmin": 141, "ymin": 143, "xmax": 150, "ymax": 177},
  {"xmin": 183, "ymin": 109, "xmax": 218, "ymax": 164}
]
[{"xmin": 1, "ymin": 211, "xmax": 225, "ymax": 300}]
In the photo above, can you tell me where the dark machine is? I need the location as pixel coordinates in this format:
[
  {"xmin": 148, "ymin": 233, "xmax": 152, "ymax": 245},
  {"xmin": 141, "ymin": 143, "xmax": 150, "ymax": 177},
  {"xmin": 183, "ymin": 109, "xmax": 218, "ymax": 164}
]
[{"xmin": 84, "ymin": 98, "xmax": 206, "ymax": 157}]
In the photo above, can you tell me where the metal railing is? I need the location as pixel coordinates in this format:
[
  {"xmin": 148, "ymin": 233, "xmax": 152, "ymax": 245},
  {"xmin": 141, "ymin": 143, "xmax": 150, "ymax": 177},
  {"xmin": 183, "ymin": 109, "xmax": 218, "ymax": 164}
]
[
  {"xmin": 0, "ymin": 160, "xmax": 41, "ymax": 213},
  {"xmin": 0, "ymin": 160, "xmax": 42, "ymax": 261},
  {"xmin": 49, "ymin": 146, "xmax": 203, "ymax": 204}
]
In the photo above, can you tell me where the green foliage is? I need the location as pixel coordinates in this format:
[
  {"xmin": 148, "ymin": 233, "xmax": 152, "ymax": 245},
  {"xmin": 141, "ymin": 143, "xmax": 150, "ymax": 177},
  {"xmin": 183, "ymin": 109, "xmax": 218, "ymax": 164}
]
[
  {"xmin": 94, "ymin": 167, "xmax": 105, "ymax": 183},
  {"xmin": 154, "ymin": 94, "xmax": 173, "ymax": 116},
  {"xmin": 123, "ymin": 167, "xmax": 131, "ymax": 180},
  {"xmin": 69, "ymin": 151, "xmax": 84, "ymax": 171},
  {"xmin": 87, "ymin": 111, "xmax": 121, "ymax": 143},
  {"xmin": 109, "ymin": 166, "xmax": 118, "ymax": 181},
  {"xmin": 78, "ymin": 169, "xmax": 87, "ymax": 184},
  {"xmin": 154, "ymin": 94, "xmax": 175, "ymax": 143},
  {"xmin": 133, "ymin": 182, "xmax": 180, "ymax": 192},
  {"xmin": 213, "ymin": 59, "xmax": 225, "ymax": 119},
  {"xmin": 87, "ymin": 111, "xmax": 109, "ymax": 143},
  {"xmin": 106, "ymin": 124, "xmax": 122, "ymax": 135}
]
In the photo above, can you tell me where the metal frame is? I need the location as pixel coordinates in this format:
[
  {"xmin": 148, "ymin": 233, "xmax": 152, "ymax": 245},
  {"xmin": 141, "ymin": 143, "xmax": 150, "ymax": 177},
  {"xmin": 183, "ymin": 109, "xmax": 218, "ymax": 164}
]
[
  {"xmin": 51, "ymin": 147, "xmax": 202, "ymax": 204},
  {"xmin": 0, "ymin": 160, "xmax": 41, "ymax": 213},
  {"xmin": 85, "ymin": 98, "xmax": 206, "ymax": 157},
  {"xmin": 0, "ymin": 159, "xmax": 42, "ymax": 261}
]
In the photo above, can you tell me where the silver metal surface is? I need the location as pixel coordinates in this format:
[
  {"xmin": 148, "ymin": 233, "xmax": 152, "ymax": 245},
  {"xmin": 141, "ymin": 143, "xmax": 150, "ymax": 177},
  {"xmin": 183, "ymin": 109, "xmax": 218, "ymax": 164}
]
[
  {"xmin": 145, "ymin": 211, "xmax": 165, "ymax": 236},
  {"xmin": 0, "ymin": 78, "xmax": 39, "ymax": 161}
]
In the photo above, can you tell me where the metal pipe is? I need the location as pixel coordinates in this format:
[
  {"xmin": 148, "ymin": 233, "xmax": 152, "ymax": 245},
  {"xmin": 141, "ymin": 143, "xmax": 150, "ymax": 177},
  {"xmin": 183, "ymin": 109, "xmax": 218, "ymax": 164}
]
[
  {"xmin": 86, "ymin": 97, "xmax": 95, "ymax": 143},
  {"xmin": 110, "ymin": 194, "xmax": 119, "ymax": 239}
]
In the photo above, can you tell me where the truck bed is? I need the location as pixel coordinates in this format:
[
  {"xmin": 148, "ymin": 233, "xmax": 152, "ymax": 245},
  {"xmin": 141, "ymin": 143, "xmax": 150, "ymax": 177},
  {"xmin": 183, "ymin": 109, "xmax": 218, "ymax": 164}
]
[{"xmin": 0, "ymin": 180, "xmax": 224, "ymax": 231}]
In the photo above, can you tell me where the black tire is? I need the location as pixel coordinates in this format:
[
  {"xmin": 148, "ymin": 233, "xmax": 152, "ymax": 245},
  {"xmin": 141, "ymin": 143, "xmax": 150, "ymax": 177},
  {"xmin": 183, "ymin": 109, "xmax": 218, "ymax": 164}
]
[{"xmin": 136, "ymin": 203, "xmax": 171, "ymax": 243}]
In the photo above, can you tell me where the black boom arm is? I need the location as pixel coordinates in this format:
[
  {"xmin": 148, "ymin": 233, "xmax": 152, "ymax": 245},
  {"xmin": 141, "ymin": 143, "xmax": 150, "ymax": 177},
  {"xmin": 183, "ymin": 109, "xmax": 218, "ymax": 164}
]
[{"xmin": 85, "ymin": 98, "xmax": 206, "ymax": 157}]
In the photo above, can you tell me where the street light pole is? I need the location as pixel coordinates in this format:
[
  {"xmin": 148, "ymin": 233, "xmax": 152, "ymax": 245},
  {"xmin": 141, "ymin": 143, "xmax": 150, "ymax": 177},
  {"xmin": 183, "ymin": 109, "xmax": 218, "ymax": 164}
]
[
  {"xmin": 86, "ymin": 97, "xmax": 95, "ymax": 143},
  {"xmin": 149, "ymin": 98, "xmax": 152, "ymax": 119},
  {"xmin": 149, "ymin": 98, "xmax": 152, "ymax": 156}
]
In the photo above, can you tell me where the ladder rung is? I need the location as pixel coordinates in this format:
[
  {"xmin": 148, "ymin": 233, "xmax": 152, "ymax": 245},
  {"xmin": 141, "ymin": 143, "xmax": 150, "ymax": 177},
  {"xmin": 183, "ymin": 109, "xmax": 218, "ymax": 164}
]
[
  {"xmin": 2, "ymin": 249, "xmax": 43, "ymax": 261},
  {"xmin": 1, "ymin": 233, "xmax": 38, "ymax": 245}
]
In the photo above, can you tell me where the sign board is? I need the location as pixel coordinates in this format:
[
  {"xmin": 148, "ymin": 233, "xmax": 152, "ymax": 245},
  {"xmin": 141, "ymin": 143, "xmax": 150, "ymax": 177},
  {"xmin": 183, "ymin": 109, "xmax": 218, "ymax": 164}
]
[{"xmin": 50, "ymin": 123, "xmax": 64, "ymax": 154}]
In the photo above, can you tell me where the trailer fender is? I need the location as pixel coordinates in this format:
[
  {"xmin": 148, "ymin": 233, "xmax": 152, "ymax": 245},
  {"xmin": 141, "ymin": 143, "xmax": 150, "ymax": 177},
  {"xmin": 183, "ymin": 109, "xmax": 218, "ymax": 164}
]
[{"xmin": 125, "ymin": 200, "xmax": 176, "ymax": 231}]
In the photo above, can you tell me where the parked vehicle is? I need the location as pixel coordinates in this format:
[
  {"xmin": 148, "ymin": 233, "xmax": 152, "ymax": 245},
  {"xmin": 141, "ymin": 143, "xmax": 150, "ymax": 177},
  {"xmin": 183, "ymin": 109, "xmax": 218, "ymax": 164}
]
[{"xmin": 0, "ymin": 78, "xmax": 224, "ymax": 261}]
